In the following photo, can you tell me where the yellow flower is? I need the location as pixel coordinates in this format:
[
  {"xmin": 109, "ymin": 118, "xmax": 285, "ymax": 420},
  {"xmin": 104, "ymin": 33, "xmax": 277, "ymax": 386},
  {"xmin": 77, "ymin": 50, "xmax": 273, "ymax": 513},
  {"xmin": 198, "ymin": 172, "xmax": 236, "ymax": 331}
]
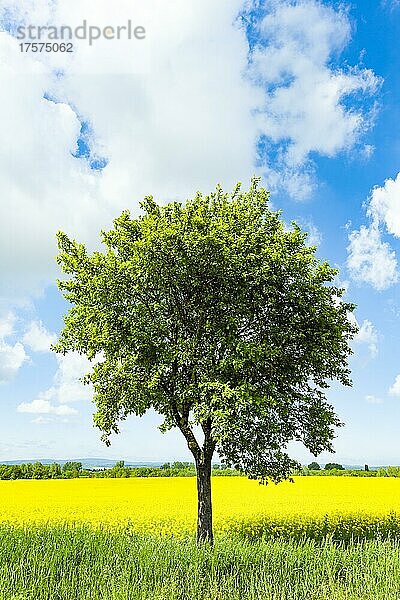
[{"xmin": 0, "ymin": 476, "xmax": 399, "ymax": 538}]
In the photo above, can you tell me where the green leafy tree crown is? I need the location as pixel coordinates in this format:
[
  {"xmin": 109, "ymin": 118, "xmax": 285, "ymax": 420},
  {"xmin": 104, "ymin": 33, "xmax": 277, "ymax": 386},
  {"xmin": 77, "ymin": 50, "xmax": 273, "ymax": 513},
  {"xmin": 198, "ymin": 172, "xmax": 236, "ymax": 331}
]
[
  {"xmin": 325, "ymin": 462, "xmax": 345, "ymax": 470},
  {"xmin": 54, "ymin": 179, "xmax": 357, "ymax": 484},
  {"xmin": 308, "ymin": 462, "xmax": 321, "ymax": 470}
]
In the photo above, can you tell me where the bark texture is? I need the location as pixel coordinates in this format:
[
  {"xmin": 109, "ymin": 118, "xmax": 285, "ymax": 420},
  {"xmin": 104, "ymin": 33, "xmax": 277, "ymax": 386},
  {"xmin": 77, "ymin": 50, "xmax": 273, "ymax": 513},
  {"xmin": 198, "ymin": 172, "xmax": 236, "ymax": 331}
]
[{"xmin": 196, "ymin": 457, "xmax": 213, "ymax": 544}]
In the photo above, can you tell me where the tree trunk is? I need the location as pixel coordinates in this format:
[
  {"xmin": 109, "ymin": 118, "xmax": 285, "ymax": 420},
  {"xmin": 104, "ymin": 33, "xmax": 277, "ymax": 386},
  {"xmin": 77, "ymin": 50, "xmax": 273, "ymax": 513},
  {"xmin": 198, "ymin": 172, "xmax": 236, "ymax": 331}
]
[{"xmin": 196, "ymin": 457, "xmax": 213, "ymax": 544}]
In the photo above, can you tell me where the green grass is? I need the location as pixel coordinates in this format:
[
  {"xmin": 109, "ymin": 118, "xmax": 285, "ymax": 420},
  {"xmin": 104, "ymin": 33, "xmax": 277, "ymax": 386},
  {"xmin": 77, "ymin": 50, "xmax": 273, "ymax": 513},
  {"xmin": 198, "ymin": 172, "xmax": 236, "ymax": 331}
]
[
  {"xmin": 228, "ymin": 511, "xmax": 400, "ymax": 542},
  {"xmin": 0, "ymin": 526, "xmax": 400, "ymax": 599}
]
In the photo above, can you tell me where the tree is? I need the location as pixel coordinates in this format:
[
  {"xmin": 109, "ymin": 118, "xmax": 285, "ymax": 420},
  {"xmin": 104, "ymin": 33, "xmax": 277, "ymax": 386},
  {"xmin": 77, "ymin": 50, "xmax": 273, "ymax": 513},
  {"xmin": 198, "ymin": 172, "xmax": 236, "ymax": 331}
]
[
  {"xmin": 325, "ymin": 462, "xmax": 344, "ymax": 470},
  {"xmin": 32, "ymin": 462, "xmax": 45, "ymax": 479},
  {"xmin": 54, "ymin": 179, "xmax": 357, "ymax": 543},
  {"xmin": 49, "ymin": 462, "xmax": 62, "ymax": 479},
  {"xmin": 171, "ymin": 462, "xmax": 193, "ymax": 470},
  {"xmin": 62, "ymin": 461, "xmax": 82, "ymax": 475},
  {"xmin": 308, "ymin": 462, "xmax": 320, "ymax": 470}
]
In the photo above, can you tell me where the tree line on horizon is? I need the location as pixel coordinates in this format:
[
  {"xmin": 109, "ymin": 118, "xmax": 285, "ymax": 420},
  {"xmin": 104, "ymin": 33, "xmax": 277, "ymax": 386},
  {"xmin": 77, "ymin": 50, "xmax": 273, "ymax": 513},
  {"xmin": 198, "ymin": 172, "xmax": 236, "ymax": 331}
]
[
  {"xmin": 2, "ymin": 460, "xmax": 400, "ymax": 480},
  {"xmin": 0, "ymin": 460, "xmax": 240, "ymax": 480}
]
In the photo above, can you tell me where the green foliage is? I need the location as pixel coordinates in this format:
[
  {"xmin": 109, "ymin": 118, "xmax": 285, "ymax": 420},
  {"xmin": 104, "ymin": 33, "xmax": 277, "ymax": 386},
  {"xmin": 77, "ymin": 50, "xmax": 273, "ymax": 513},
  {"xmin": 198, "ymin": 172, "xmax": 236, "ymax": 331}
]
[
  {"xmin": 107, "ymin": 461, "xmax": 131, "ymax": 478},
  {"xmin": 0, "ymin": 462, "xmax": 241, "ymax": 480},
  {"xmin": 308, "ymin": 462, "xmax": 320, "ymax": 470},
  {"xmin": 49, "ymin": 462, "xmax": 62, "ymax": 478},
  {"xmin": 325, "ymin": 463, "xmax": 344, "ymax": 470},
  {"xmin": 54, "ymin": 179, "xmax": 357, "ymax": 485},
  {"xmin": 377, "ymin": 466, "xmax": 400, "ymax": 477},
  {"xmin": 302, "ymin": 468, "xmax": 377, "ymax": 477},
  {"xmin": 62, "ymin": 462, "xmax": 83, "ymax": 474},
  {"xmin": 0, "ymin": 463, "xmax": 68, "ymax": 480}
]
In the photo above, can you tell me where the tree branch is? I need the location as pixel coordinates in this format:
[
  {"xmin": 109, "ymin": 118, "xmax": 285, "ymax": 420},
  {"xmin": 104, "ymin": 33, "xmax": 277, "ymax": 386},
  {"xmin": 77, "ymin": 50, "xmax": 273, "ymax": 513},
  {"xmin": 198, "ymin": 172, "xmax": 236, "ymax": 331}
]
[
  {"xmin": 170, "ymin": 404, "xmax": 201, "ymax": 461},
  {"xmin": 201, "ymin": 417, "xmax": 216, "ymax": 461}
]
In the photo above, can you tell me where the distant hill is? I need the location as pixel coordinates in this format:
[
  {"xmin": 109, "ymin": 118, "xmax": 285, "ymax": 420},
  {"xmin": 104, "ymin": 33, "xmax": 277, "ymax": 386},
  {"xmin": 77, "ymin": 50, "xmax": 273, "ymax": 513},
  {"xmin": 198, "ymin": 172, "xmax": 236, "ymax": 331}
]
[
  {"xmin": 0, "ymin": 460, "xmax": 387, "ymax": 471},
  {"xmin": 0, "ymin": 458, "xmax": 164, "ymax": 469}
]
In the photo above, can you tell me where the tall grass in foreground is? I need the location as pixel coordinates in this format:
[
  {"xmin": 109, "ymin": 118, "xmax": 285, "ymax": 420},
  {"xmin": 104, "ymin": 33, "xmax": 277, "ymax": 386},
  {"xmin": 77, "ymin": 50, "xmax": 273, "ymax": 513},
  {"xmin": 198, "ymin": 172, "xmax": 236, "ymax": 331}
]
[{"xmin": 1, "ymin": 526, "xmax": 400, "ymax": 600}]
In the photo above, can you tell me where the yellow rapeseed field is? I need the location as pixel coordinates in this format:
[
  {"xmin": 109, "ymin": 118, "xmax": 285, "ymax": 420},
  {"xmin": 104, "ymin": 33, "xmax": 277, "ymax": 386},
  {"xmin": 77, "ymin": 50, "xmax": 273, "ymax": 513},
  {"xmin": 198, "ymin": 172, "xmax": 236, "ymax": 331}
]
[{"xmin": 1, "ymin": 476, "xmax": 400, "ymax": 537}]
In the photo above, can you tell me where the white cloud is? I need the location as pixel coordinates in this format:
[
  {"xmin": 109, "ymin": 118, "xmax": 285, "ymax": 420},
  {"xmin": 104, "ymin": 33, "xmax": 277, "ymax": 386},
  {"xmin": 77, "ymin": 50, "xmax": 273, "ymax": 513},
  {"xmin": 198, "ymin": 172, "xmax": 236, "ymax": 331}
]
[
  {"xmin": 363, "ymin": 144, "xmax": 375, "ymax": 159},
  {"xmin": 0, "ymin": 31, "xmax": 108, "ymax": 301},
  {"xmin": 0, "ymin": 313, "xmax": 27, "ymax": 383},
  {"xmin": 347, "ymin": 173, "xmax": 400, "ymax": 289},
  {"xmin": 354, "ymin": 319, "xmax": 379, "ymax": 358},
  {"xmin": 381, "ymin": 0, "xmax": 400, "ymax": 10},
  {"xmin": 51, "ymin": 352, "xmax": 92, "ymax": 405},
  {"xmin": 0, "ymin": 0, "xmax": 380, "ymax": 307},
  {"xmin": 249, "ymin": 0, "xmax": 380, "ymax": 198},
  {"xmin": 22, "ymin": 321, "xmax": 57, "ymax": 353},
  {"xmin": 0, "ymin": 0, "xmax": 259, "ymax": 303},
  {"xmin": 347, "ymin": 224, "xmax": 398, "ymax": 290},
  {"xmin": 304, "ymin": 222, "xmax": 322, "ymax": 247},
  {"xmin": 0, "ymin": 312, "xmax": 16, "ymax": 339},
  {"xmin": 17, "ymin": 397, "xmax": 77, "ymax": 416},
  {"xmin": 367, "ymin": 172, "xmax": 400, "ymax": 238},
  {"xmin": 17, "ymin": 351, "xmax": 92, "ymax": 417},
  {"xmin": 389, "ymin": 374, "xmax": 400, "ymax": 396},
  {"xmin": 365, "ymin": 395, "xmax": 383, "ymax": 405},
  {"xmin": 347, "ymin": 316, "xmax": 379, "ymax": 359},
  {"xmin": 0, "ymin": 341, "xmax": 26, "ymax": 383}
]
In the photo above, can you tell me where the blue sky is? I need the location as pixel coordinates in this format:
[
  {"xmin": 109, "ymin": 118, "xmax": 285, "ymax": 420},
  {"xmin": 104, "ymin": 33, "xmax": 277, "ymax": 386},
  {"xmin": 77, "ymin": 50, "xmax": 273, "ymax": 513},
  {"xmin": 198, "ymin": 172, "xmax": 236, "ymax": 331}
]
[{"xmin": 0, "ymin": 0, "xmax": 399, "ymax": 465}]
